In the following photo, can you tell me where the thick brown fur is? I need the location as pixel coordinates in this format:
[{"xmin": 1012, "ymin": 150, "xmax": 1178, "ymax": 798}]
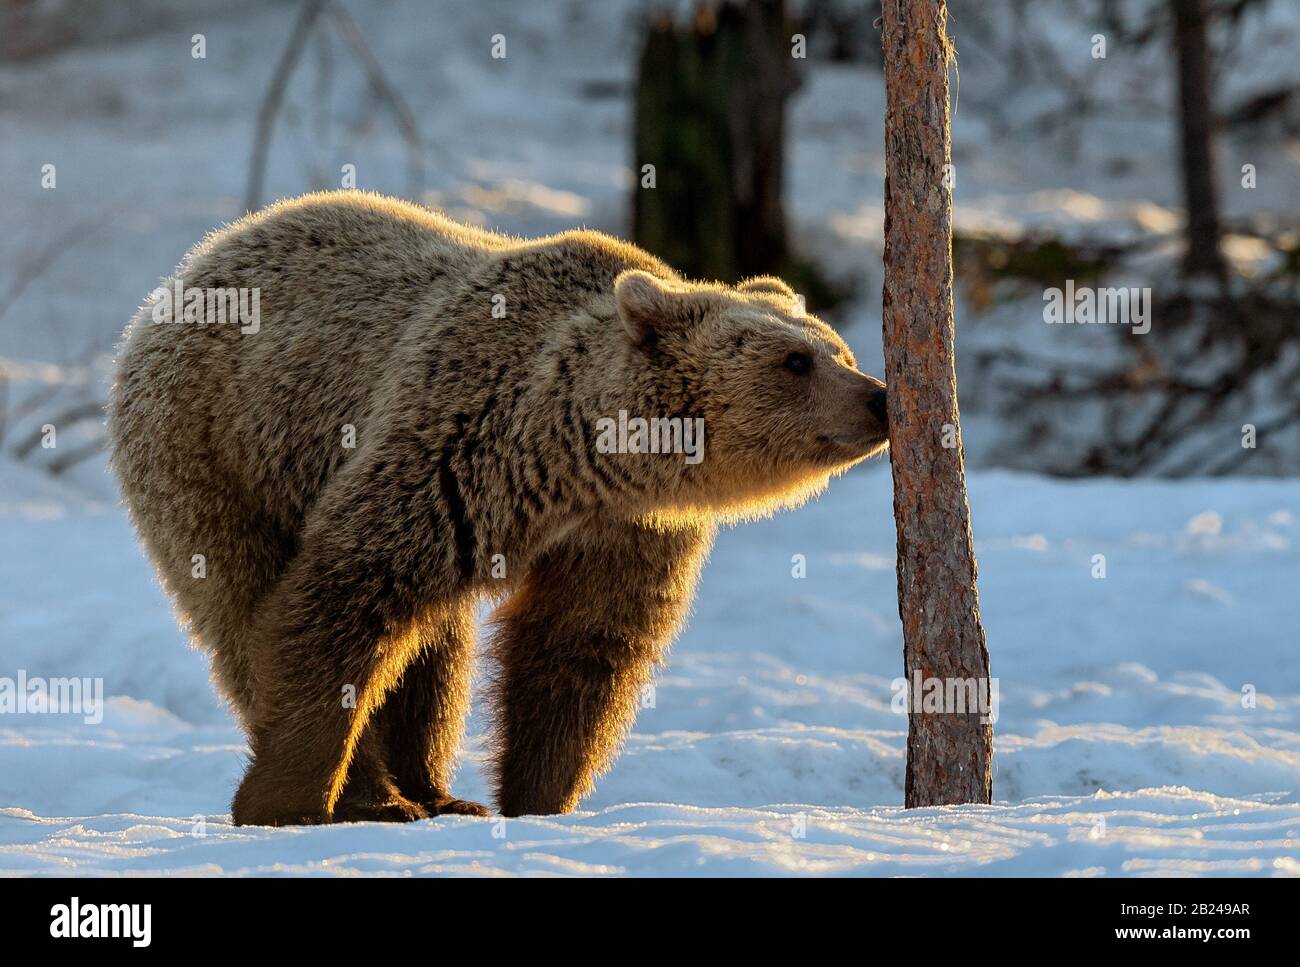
[{"xmin": 107, "ymin": 191, "xmax": 887, "ymax": 825}]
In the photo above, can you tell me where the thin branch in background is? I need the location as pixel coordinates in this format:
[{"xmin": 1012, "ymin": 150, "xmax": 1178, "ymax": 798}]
[
  {"xmin": 2, "ymin": 339, "xmax": 104, "ymax": 422},
  {"xmin": 326, "ymin": 1, "xmax": 445, "ymax": 190},
  {"xmin": 0, "ymin": 205, "xmax": 119, "ymax": 449},
  {"xmin": 47, "ymin": 437, "xmax": 108, "ymax": 477},
  {"xmin": 284, "ymin": 99, "xmax": 331, "ymax": 191},
  {"xmin": 245, "ymin": 0, "xmax": 331, "ymax": 212},
  {"xmin": 980, "ymin": 279, "xmax": 1300, "ymax": 477},
  {"xmin": 312, "ymin": 19, "xmax": 338, "ymax": 176},
  {"xmin": 1206, "ymin": 402, "xmax": 1300, "ymax": 475},
  {"xmin": 0, "ymin": 208, "xmax": 118, "ymax": 329},
  {"xmin": 247, "ymin": 0, "xmax": 450, "ymax": 213},
  {"xmin": 10, "ymin": 400, "xmax": 105, "ymax": 460}
]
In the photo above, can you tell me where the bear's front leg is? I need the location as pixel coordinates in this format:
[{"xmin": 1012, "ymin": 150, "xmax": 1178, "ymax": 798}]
[
  {"xmin": 366, "ymin": 600, "xmax": 489, "ymax": 817},
  {"xmin": 230, "ymin": 562, "xmax": 417, "ymax": 825},
  {"xmin": 333, "ymin": 724, "xmax": 434, "ymax": 823},
  {"xmin": 488, "ymin": 516, "xmax": 714, "ymax": 816}
]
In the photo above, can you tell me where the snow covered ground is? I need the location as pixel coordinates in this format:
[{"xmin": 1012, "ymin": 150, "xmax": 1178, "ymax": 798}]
[
  {"xmin": 1, "ymin": 0, "xmax": 1298, "ymax": 876},
  {"xmin": 2, "ymin": 456, "xmax": 1297, "ymax": 876}
]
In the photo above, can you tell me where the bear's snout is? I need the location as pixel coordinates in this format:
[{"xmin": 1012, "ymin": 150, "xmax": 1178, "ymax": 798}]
[{"xmin": 866, "ymin": 385, "xmax": 889, "ymax": 433}]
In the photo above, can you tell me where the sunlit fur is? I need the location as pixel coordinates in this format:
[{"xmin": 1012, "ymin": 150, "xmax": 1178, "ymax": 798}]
[{"xmin": 108, "ymin": 191, "xmax": 887, "ymax": 825}]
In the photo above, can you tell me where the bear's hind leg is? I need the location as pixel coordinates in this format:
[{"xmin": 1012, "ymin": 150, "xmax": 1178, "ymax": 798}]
[
  {"xmin": 487, "ymin": 516, "xmax": 714, "ymax": 816},
  {"xmin": 119, "ymin": 461, "xmax": 294, "ymax": 726}
]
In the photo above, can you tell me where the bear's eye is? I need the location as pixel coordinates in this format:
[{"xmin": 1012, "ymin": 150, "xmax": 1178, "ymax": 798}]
[{"xmin": 783, "ymin": 351, "xmax": 813, "ymax": 376}]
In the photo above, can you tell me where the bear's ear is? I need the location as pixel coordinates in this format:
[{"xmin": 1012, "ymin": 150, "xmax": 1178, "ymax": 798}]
[
  {"xmin": 615, "ymin": 270, "xmax": 706, "ymax": 346},
  {"xmin": 737, "ymin": 276, "xmax": 795, "ymax": 299}
]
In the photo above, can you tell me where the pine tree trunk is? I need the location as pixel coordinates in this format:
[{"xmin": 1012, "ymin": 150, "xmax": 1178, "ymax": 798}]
[
  {"xmin": 1171, "ymin": 0, "xmax": 1226, "ymax": 280},
  {"xmin": 632, "ymin": 0, "xmax": 793, "ymax": 283},
  {"xmin": 880, "ymin": 0, "xmax": 993, "ymax": 807}
]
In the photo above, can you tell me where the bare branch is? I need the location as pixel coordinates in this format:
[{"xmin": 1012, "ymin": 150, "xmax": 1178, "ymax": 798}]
[
  {"xmin": 245, "ymin": 0, "xmax": 331, "ymax": 212},
  {"xmin": 328, "ymin": 1, "xmax": 443, "ymax": 190},
  {"xmin": 11, "ymin": 400, "xmax": 104, "ymax": 460},
  {"xmin": 46, "ymin": 437, "xmax": 106, "ymax": 476}
]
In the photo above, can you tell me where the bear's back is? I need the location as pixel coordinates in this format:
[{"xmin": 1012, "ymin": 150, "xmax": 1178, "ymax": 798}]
[
  {"xmin": 112, "ymin": 194, "xmax": 496, "ymax": 525},
  {"xmin": 110, "ymin": 192, "xmax": 672, "ymax": 535}
]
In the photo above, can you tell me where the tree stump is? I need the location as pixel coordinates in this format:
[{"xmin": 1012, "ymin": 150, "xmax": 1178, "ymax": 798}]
[
  {"xmin": 1171, "ymin": 0, "xmax": 1227, "ymax": 280},
  {"xmin": 631, "ymin": 1, "xmax": 795, "ymax": 284}
]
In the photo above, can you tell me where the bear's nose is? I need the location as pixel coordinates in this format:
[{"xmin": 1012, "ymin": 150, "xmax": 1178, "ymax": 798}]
[{"xmin": 866, "ymin": 387, "xmax": 889, "ymax": 430}]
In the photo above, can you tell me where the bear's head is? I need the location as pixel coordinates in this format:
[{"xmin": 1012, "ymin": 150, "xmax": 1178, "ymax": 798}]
[{"xmin": 613, "ymin": 269, "xmax": 888, "ymax": 522}]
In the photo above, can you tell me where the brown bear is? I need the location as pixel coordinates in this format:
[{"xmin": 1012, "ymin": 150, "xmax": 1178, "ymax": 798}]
[{"xmin": 108, "ymin": 191, "xmax": 888, "ymax": 826}]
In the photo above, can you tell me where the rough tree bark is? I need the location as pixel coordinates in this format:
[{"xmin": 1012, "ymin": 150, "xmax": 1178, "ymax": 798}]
[
  {"xmin": 880, "ymin": 0, "xmax": 993, "ymax": 807},
  {"xmin": 1170, "ymin": 0, "xmax": 1227, "ymax": 280}
]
